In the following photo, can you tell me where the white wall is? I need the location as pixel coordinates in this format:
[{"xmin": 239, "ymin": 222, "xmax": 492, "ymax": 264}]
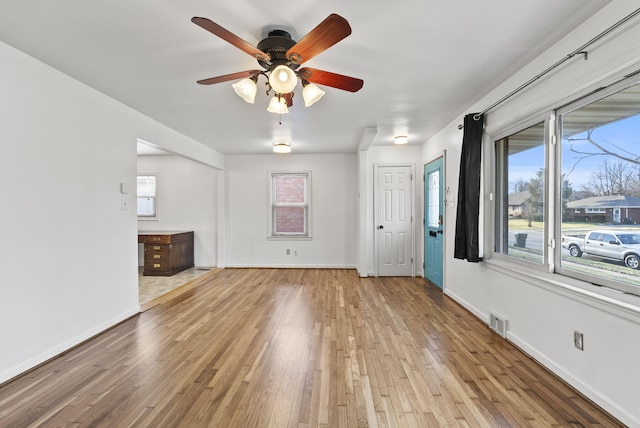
[
  {"xmin": 224, "ymin": 154, "xmax": 357, "ymax": 268},
  {"xmin": 137, "ymin": 155, "xmax": 217, "ymax": 267},
  {"xmin": 422, "ymin": 1, "xmax": 640, "ymax": 425},
  {"xmin": 0, "ymin": 40, "xmax": 223, "ymax": 383}
]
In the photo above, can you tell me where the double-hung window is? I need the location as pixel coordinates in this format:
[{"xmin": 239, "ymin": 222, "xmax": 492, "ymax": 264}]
[
  {"xmin": 268, "ymin": 172, "xmax": 311, "ymax": 239},
  {"xmin": 492, "ymin": 74, "xmax": 640, "ymax": 295},
  {"xmin": 137, "ymin": 174, "xmax": 158, "ymax": 220}
]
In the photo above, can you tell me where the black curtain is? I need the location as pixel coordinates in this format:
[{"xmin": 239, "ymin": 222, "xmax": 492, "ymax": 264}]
[{"xmin": 454, "ymin": 113, "xmax": 484, "ymax": 262}]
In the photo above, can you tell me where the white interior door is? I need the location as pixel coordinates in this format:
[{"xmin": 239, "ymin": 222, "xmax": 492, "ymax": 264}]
[{"xmin": 376, "ymin": 165, "xmax": 413, "ymax": 276}]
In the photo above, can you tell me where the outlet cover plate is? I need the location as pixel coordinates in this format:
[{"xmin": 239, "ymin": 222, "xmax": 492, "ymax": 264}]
[{"xmin": 574, "ymin": 331, "xmax": 584, "ymax": 350}]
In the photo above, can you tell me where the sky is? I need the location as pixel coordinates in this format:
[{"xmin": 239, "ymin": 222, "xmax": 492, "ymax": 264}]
[{"xmin": 508, "ymin": 113, "xmax": 640, "ymax": 193}]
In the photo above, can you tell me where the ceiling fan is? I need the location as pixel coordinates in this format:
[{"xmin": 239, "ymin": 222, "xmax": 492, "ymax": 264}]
[{"xmin": 191, "ymin": 14, "xmax": 364, "ymax": 113}]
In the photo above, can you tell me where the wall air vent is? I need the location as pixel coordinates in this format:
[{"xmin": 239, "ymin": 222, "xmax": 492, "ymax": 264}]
[{"xmin": 489, "ymin": 312, "xmax": 508, "ymax": 338}]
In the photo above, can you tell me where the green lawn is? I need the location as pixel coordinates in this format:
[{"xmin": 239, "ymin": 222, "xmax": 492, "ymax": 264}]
[{"xmin": 509, "ymin": 218, "xmax": 626, "ymax": 231}]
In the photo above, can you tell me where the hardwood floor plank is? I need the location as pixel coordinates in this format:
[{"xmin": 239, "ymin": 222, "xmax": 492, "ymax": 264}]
[{"xmin": 0, "ymin": 269, "xmax": 624, "ymax": 427}]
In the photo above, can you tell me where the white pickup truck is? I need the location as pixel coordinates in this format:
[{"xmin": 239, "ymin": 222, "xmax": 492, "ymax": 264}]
[{"xmin": 562, "ymin": 230, "xmax": 640, "ymax": 269}]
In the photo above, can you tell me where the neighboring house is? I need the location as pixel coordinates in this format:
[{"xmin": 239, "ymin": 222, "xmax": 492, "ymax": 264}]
[
  {"xmin": 508, "ymin": 191, "xmax": 530, "ymax": 217},
  {"xmin": 565, "ymin": 195, "xmax": 640, "ymax": 223}
]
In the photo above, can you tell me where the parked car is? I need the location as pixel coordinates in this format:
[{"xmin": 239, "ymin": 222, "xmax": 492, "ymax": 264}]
[{"xmin": 562, "ymin": 230, "xmax": 640, "ymax": 269}]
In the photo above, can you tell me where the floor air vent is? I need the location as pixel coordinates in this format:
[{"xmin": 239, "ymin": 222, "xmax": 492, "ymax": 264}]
[{"xmin": 489, "ymin": 313, "xmax": 507, "ymax": 338}]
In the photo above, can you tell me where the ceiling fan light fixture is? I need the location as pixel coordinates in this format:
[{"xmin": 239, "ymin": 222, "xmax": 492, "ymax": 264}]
[
  {"xmin": 268, "ymin": 65, "xmax": 298, "ymax": 94},
  {"xmin": 232, "ymin": 78, "xmax": 258, "ymax": 103},
  {"xmin": 267, "ymin": 95, "xmax": 289, "ymax": 114},
  {"xmin": 302, "ymin": 82, "xmax": 325, "ymax": 107},
  {"xmin": 394, "ymin": 135, "xmax": 409, "ymax": 145},
  {"xmin": 232, "ymin": 77, "xmax": 258, "ymax": 103},
  {"xmin": 273, "ymin": 141, "xmax": 291, "ymax": 153}
]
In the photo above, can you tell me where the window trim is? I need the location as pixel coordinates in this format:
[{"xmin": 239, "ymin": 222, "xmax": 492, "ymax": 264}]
[
  {"xmin": 553, "ymin": 75, "xmax": 640, "ymax": 296},
  {"xmin": 485, "ymin": 72, "xmax": 640, "ymax": 297},
  {"xmin": 488, "ymin": 112, "xmax": 552, "ymax": 272},
  {"xmin": 137, "ymin": 173, "xmax": 158, "ymax": 221},
  {"xmin": 267, "ymin": 171, "xmax": 313, "ymax": 241}
]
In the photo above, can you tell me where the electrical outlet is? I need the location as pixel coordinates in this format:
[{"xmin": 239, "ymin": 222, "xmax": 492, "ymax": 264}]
[
  {"xmin": 286, "ymin": 249, "xmax": 290, "ymax": 255},
  {"xmin": 574, "ymin": 331, "xmax": 584, "ymax": 351},
  {"xmin": 293, "ymin": 249, "xmax": 298, "ymax": 256}
]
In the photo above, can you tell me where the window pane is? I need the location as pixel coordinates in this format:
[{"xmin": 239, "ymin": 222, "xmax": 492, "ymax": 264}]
[
  {"xmin": 137, "ymin": 176, "xmax": 156, "ymax": 197},
  {"xmin": 137, "ymin": 197, "xmax": 156, "ymax": 217},
  {"xmin": 275, "ymin": 175, "xmax": 305, "ymax": 203},
  {"xmin": 560, "ymin": 82, "xmax": 640, "ymax": 289},
  {"xmin": 495, "ymin": 122, "xmax": 546, "ymax": 264},
  {"xmin": 427, "ymin": 170, "xmax": 440, "ymax": 227},
  {"xmin": 274, "ymin": 207, "xmax": 306, "ymax": 234}
]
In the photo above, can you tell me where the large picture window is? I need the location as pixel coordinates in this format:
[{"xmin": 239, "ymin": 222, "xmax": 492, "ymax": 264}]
[
  {"xmin": 492, "ymin": 75, "xmax": 640, "ymax": 295},
  {"xmin": 268, "ymin": 172, "xmax": 311, "ymax": 239},
  {"xmin": 557, "ymin": 81, "xmax": 640, "ymax": 292}
]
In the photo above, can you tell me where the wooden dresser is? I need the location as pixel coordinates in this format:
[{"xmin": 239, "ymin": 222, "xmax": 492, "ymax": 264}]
[{"xmin": 138, "ymin": 231, "xmax": 194, "ymax": 276}]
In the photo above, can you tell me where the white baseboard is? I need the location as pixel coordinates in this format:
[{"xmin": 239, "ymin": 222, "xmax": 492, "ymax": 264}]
[
  {"xmin": 0, "ymin": 305, "xmax": 140, "ymax": 385},
  {"xmin": 224, "ymin": 263, "xmax": 357, "ymax": 269},
  {"xmin": 444, "ymin": 289, "xmax": 636, "ymax": 427}
]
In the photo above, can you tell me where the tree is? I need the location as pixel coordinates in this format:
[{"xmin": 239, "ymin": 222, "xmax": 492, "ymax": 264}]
[
  {"xmin": 511, "ymin": 177, "xmax": 528, "ymax": 193},
  {"xmin": 567, "ymin": 129, "xmax": 640, "ymax": 197},
  {"xmin": 567, "ymin": 129, "xmax": 640, "ymax": 169},
  {"xmin": 561, "ymin": 174, "xmax": 573, "ymax": 211},
  {"xmin": 523, "ymin": 168, "xmax": 544, "ymax": 227}
]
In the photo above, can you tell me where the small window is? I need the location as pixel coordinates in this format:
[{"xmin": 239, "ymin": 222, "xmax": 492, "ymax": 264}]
[
  {"xmin": 494, "ymin": 121, "xmax": 546, "ymax": 265},
  {"xmin": 268, "ymin": 172, "xmax": 311, "ymax": 239},
  {"xmin": 137, "ymin": 175, "xmax": 157, "ymax": 220}
]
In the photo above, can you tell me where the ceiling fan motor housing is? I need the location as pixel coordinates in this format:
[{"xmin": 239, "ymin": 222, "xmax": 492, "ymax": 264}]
[{"xmin": 257, "ymin": 30, "xmax": 299, "ymax": 70}]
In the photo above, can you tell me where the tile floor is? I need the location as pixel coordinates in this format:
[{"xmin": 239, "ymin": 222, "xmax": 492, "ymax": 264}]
[{"xmin": 138, "ymin": 267, "xmax": 217, "ymax": 308}]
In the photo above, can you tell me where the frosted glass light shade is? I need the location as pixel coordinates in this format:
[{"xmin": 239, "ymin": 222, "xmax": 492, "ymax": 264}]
[
  {"xmin": 394, "ymin": 136, "xmax": 409, "ymax": 145},
  {"xmin": 267, "ymin": 96, "xmax": 289, "ymax": 114},
  {"xmin": 268, "ymin": 65, "xmax": 297, "ymax": 94},
  {"xmin": 232, "ymin": 78, "xmax": 257, "ymax": 103},
  {"xmin": 273, "ymin": 142, "xmax": 291, "ymax": 153},
  {"xmin": 302, "ymin": 83, "xmax": 325, "ymax": 107}
]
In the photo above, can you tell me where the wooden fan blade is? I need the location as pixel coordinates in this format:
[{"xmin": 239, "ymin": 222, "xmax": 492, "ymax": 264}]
[
  {"xmin": 286, "ymin": 14, "xmax": 351, "ymax": 65},
  {"xmin": 197, "ymin": 70, "xmax": 261, "ymax": 85},
  {"xmin": 283, "ymin": 93, "xmax": 294, "ymax": 107},
  {"xmin": 298, "ymin": 68, "xmax": 364, "ymax": 92},
  {"xmin": 192, "ymin": 17, "xmax": 270, "ymax": 63}
]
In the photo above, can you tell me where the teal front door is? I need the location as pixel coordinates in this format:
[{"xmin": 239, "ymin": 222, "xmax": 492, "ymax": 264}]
[{"xmin": 424, "ymin": 157, "xmax": 444, "ymax": 289}]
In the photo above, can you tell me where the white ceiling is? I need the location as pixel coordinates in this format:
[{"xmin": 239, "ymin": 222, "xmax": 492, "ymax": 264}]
[{"xmin": 0, "ymin": 0, "xmax": 611, "ymax": 155}]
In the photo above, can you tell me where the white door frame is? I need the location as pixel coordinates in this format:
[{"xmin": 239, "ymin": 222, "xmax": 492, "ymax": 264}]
[{"xmin": 373, "ymin": 163, "xmax": 416, "ymax": 277}]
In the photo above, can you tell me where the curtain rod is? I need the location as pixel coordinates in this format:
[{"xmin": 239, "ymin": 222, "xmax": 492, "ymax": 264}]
[{"xmin": 458, "ymin": 7, "xmax": 640, "ymax": 130}]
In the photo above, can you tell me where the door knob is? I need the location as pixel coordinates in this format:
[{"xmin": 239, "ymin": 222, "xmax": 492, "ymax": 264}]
[{"xmin": 378, "ymin": 225, "xmax": 384, "ymax": 230}]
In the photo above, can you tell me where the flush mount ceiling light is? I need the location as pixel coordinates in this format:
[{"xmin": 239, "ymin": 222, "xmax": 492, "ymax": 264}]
[
  {"xmin": 394, "ymin": 136, "xmax": 409, "ymax": 145},
  {"xmin": 273, "ymin": 141, "xmax": 292, "ymax": 153},
  {"xmin": 192, "ymin": 14, "xmax": 364, "ymax": 114}
]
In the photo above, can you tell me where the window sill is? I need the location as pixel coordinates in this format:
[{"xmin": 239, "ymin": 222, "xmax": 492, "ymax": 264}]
[
  {"xmin": 483, "ymin": 256, "xmax": 640, "ymax": 321},
  {"xmin": 267, "ymin": 236, "xmax": 313, "ymax": 241}
]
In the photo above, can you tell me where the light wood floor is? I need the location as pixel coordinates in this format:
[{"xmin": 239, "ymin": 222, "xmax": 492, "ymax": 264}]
[
  {"xmin": 138, "ymin": 267, "xmax": 221, "ymax": 311},
  {"xmin": 0, "ymin": 269, "xmax": 622, "ymax": 427}
]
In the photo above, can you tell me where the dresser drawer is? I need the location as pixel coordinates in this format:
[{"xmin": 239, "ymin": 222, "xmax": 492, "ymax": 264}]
[{"xmin": 138, "ymin": 234, "xmax": 172, "ymax": 244}]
